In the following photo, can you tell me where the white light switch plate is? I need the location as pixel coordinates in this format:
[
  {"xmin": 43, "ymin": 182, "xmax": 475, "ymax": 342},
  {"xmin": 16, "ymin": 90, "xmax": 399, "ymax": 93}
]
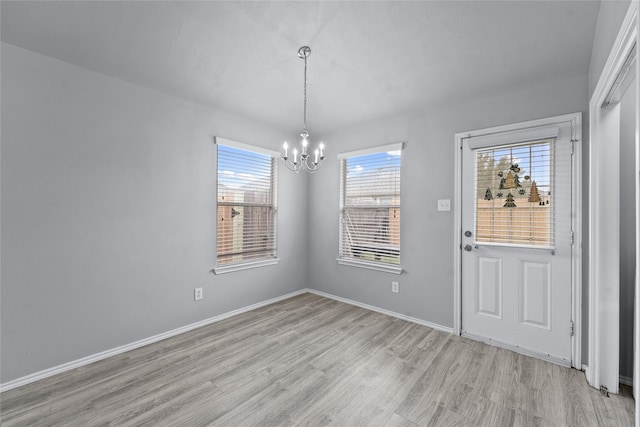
[{"xmin": 438, "ymin": 199, "xmax": 451, "ymax": 211}]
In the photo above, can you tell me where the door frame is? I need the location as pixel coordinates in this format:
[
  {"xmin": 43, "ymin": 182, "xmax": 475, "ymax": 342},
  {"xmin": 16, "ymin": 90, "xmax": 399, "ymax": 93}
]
[
  {"xmin": 587, "ymin": 0, "xmax": 638, "ymax": 397},
  {"xmin": 453, "ymin": 112, "xmax": 583, "ymax": 369}
]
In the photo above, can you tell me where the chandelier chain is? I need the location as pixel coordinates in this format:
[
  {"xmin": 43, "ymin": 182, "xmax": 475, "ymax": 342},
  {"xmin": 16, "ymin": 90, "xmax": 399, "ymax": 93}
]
[{"xmin": 303, "ymin": 53, "xmax": 308, "ymax": 134}]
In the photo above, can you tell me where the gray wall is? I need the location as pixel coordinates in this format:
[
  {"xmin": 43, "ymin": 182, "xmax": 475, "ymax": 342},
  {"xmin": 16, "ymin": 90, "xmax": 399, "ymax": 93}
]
[
  {"xmin": 0, "ymin": 43, "xmax": 308, "ymax": 383},
  {"xmin": 308, "ymin": 74, "xmax": 589, "ymax": 330},
  {"xmin": 620, "ymin": 79, "xmax": 637, "ymax": 381}
]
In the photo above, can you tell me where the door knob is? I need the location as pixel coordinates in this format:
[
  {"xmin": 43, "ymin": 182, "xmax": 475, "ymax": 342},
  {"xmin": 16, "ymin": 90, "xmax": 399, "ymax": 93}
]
[
  {"xmin": 464, "ymin": 244, "xmax": 473, "ymax": 252},
  {"xmin": 465, "ymin": 231, "xmax": 472, "ymax": 237}
]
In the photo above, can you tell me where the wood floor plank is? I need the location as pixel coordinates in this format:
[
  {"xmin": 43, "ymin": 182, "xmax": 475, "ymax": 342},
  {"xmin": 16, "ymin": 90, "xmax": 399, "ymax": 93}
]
[
  {"xmin": 384, "ymin": 413, "xmax": 420, "ymax": 426},
  {"xmin": 0, "ymin": 293, "xmax": 634, "ymax": 426}
]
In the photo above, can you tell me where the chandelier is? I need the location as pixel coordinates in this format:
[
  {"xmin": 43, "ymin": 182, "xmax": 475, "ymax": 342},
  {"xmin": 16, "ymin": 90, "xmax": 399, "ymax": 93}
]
[{"xmin": 281, "ymin": 46, "xmax": 325, "ymax": 173}]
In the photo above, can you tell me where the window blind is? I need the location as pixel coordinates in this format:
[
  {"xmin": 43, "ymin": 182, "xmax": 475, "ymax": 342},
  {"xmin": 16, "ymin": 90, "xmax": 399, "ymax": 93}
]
[
  {"xmin": 216, "ymin": 143, "xmax": 277, "ymax": 266},
  {"xmin": 474, "ymin": 139, "xmax": 555, "ymax": 247},
  {"xmin": 339, "ymin": 145, "xmax": 402, "ymax": 265}
]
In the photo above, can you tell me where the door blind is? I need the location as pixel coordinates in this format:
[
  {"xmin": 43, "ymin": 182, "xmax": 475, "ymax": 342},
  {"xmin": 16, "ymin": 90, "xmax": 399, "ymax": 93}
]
[
  {"xmin": 217, "ymin": 144, "xmax": 276, "ymax": 266},
  {"xmin": 474, "ymin": 139, "xmax": 555, "ymax": 247},
  {"xmin": 339, "ymin": 147, "xmax": 401, "ymax": 264}
]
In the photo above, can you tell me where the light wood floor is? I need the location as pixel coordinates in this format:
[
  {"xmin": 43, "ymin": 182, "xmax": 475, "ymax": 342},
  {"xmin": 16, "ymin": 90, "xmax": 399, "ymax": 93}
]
[{"xmin": 0, "ymin": 293, "xmax": 634, "ymax": 426}]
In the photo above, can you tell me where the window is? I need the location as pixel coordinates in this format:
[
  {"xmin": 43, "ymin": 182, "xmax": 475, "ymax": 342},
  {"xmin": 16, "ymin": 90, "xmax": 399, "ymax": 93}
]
[
  {"xmin": 214, "ymin": 137, "xmax": 278, "ymax": 273},
  {"xmin": 475, "ymin": 139, "xmax": 554, "ymax": 247},
  {"xmin": 338, "ymin": 143, "xmax": 403, "ymax": 274}
]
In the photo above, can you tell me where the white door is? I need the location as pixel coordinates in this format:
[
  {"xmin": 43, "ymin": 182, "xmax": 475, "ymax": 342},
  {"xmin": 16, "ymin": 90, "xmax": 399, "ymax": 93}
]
[{"xmin": 461, "ymin": 122, "xmax": 574, "ymax": 366}]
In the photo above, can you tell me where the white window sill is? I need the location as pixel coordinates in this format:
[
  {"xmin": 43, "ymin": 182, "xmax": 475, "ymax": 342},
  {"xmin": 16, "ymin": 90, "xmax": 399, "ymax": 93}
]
[
  {"xmin": 336, "ymin": 258, "xmax": 403, "ymax": 275},
  {"xmin": 213, "ymin": 258, "xmax": 280, "ymax": 275}
]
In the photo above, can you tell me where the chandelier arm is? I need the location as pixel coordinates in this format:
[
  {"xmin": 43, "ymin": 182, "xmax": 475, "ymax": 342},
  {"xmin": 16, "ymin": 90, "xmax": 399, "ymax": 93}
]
[
  {"xmin": 282, "ymin": 158, "xmax": 303, "ymax": 173},
  {"xmin": 303, "ymin": 156, "xmax": 321, "ymax": 172}
]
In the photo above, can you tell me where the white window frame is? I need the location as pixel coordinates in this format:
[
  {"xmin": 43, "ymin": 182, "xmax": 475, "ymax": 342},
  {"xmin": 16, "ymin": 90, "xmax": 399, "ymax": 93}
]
[
  {"xmin": 337, "ymin": 142, "xmax": 404, "ymax": 274},
  {"xmin": 213, "ymin": 137, "xmax": 279, "ymax": 274}
]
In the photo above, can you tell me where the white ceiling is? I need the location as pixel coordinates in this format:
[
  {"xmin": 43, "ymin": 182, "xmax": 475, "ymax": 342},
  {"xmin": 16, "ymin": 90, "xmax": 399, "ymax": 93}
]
[{"xmin": 1, "ymin": 1, "xmax": 600, "ymax": 135}]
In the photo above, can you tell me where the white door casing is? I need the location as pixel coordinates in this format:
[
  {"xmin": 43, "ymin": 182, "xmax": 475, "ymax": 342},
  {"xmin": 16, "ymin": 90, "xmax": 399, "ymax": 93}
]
[
  {"xmin": 588, "ymin": 1, "xmax": 638, "ymax": 397},
  {"xmin": 454, "ymin": 113, "xmax": 582, "ymax": 368},
  {"xmin": 635, "ymin": 1, "xmax": 639, "ymax": 415}
]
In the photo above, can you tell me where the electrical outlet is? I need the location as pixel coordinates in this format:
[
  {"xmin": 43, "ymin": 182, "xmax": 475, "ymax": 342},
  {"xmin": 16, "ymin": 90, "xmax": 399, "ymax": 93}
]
[
  {"xmin": 194, "ymin": 287, "xmax": 203, "ymax": 301},
  {"xmin": 392, "ymin": 281, "xmax": 399, "ymax": 293}
]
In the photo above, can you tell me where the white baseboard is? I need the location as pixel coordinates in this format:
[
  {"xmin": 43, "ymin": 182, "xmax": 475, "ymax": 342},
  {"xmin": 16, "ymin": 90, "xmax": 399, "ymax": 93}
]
[
  {"xmin": 620, "ymin": 375, "xmax": 633, "ymax": 386},
  {"xmin": 0, "ymin": 289, "xmax": 308, "ymax": 393},
  {"xmin": 306, "ymin": 288, "xmax": 455, "ymax": 334}
]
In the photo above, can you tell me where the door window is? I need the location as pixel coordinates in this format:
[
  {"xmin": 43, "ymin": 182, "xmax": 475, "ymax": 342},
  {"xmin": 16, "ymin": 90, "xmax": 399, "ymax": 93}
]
[{"xmin": 475, "ymin": 139, "xmax": 554, "ymax": 247}]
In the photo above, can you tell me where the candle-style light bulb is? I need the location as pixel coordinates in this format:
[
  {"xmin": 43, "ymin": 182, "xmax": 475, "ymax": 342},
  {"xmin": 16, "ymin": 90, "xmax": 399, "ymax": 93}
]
[
  {"xmin": 314, "ymin": 148, "xmax": 319, "ymax": 164},
  {"xmin": 293, "ymin": 147, "xmax": 298, "ymax": 164},
  {"xmin": 282, "ymin": 141, "xmax": 288, "ymax": 158},
  {"xmin": 301, "ymin": 138, "xmax": 308, "ymax": 156},
  {"xmin": 319, "ymin": 142, "xmax": 325, "ymax": 159}
]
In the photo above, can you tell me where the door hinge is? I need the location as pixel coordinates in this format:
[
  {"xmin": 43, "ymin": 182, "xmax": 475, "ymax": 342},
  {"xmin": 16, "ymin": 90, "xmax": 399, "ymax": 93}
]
[
  {"xmin": 569, "ymin": 320, "xmax": 574, "ymax": 337},
  {"xmin": 570, "ymin": 139, "xmax": 577, "ymax": 155},
  {"xmin": 570, "ymin": 230, "xmax": 575, "ymax": 245}
]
